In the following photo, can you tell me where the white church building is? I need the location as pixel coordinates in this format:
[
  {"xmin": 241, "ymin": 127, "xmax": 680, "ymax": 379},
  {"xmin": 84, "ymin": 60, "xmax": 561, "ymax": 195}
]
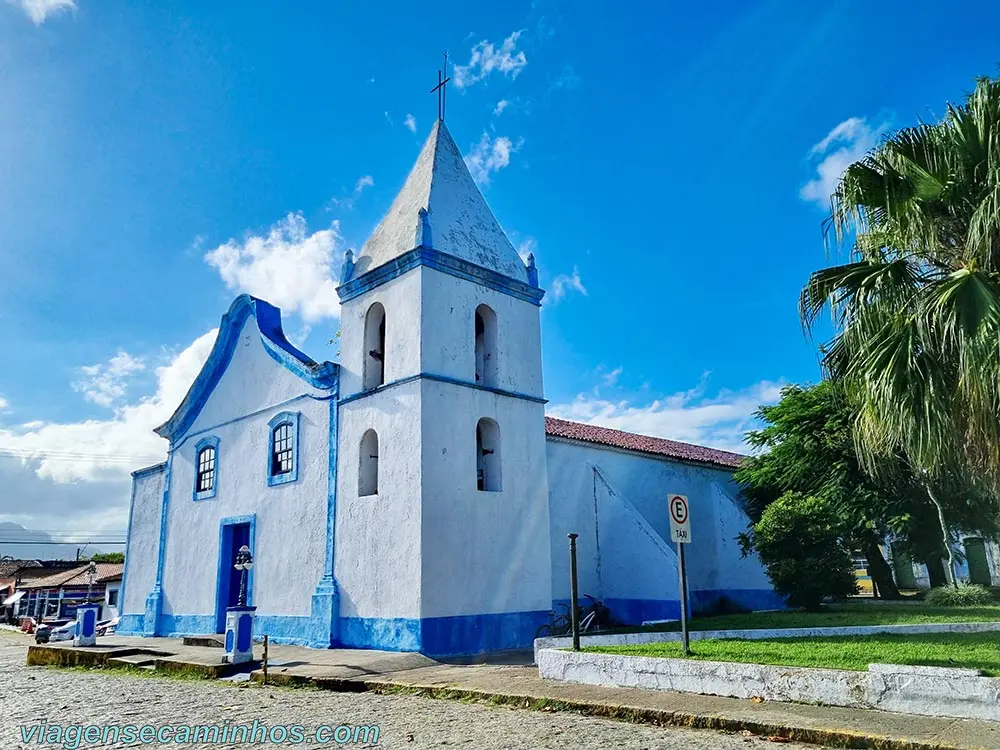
[{"xmin": 117, "ymin": 122, "xmax": 780, "ymax": 656}]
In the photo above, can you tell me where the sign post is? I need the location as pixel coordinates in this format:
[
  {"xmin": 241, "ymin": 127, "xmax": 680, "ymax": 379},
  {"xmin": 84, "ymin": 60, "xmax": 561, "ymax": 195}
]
[{"xmin": 668, "ymin": 493, "xmax": 691, "ymax": 656}]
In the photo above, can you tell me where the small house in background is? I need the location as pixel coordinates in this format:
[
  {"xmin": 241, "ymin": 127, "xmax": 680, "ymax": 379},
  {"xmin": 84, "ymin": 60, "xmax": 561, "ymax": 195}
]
[
  {"xmin": 20, "ymin": 562, "xmax": 124, "ymax": 622},
  {"xmin": 0, "ymin": 559, "xmax": 78, "ymax": 624}
]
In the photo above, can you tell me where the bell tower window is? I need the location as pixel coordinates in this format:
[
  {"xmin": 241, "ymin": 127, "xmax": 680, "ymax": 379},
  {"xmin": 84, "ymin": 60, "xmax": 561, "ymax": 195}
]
[
  {"xmin": 476, "ymin": 418, "xmax": 502, "ymax": 492},
  {"xmin": 474, "ymin": 304, "xmax": 498, "ymax": 388},
  {"xmin": 363, "ymin": 302, "xmax": 386, "ymax": 391},
  {"xmin": 360, "ymin": 429, "xmax": 379, "ymax": 496}
]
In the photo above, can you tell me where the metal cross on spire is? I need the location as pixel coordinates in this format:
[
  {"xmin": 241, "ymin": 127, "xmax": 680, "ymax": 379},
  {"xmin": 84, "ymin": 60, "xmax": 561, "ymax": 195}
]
[{"xmin": 430, "ymin": 51, "xmax": 451, "ymax": 121}]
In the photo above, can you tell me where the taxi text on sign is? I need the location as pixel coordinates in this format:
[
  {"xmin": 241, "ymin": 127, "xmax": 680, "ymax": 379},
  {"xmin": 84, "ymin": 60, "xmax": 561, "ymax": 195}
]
[{"xmin": 669, "ymin": 494, "xmax": 691, "ymax": 544}]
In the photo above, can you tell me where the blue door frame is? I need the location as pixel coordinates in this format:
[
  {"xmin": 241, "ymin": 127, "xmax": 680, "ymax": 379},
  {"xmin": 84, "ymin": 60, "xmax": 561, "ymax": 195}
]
[{"xmin": 215, "ymin": 515, "xmax": 255, "ymax": 633}]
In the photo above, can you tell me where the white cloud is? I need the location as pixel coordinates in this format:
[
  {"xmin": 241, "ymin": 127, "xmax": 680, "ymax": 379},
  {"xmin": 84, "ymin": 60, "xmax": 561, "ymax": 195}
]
[
  {"xmin": 0, "ymin": 396, "xmax": 8, "ymax": 410},
  {"xmin": 453, "ymin": 30, "xmax": 527, "ymax": 89},
  {"xmin": 0, "ymin": 331, "xmax": 216, "ymax": 484},
  {"xmin": 72, "ymin": 351, "xmax": 146, "ymax": 408},
  {"xmin": 547, "ymin": 379, "xmax": 785, "ymax": 455},
  {"xmin": 404, "ymin": 114, "xmax": 417, "ymax": 133},
  {"xmin": 204, "ymin": 212, "xmax": 343, "ymax": 323},
  {"xmin": 494, "ymin": 99, "xmax": 510, "ymax": 117},
  {"xmin": 550, "ymin": 266, "xmax": 587, "ymax": 302},
  {"xmin": 354, "ymin": 175, "xmax": 374, "ymax": 194},
  {"xmin": 801, "ymin": 116, "xmax": 887, "ymax": 208},
  {"xmin": 8, "ymin": 0, "xmax": 75, "ymax": 24},
  {"xmin": 602, "ymin": 366, "xmax": 623, "ymax": 387},
  {"xmin": 465, "ymin": 132, "xmax": 521, "ymax": 185},
  {"xmin": 549, "ymin": 64, "xmax": 581, "ymax": 92}
]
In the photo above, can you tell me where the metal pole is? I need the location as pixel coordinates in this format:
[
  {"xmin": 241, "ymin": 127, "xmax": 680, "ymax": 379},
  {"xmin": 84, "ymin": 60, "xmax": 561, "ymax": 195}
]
[
  {"xmin": 678, "ymin": 542, "xmax": 689, "ymax": 656},
  {"xmin": 262, "ymin": 635, "xmax": 269, "ymax": 685},
  {"xmin": 568, "ymin": 533, "xmax": 580, "ymax": 651}
]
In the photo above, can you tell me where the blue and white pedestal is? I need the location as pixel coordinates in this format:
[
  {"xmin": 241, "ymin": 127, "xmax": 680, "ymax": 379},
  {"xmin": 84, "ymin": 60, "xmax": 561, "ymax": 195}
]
[
  {"xmin": 74, "ymin": 604, "xmax": 100, "ymax": 647},
  {"xmin": 223, "ymin": 606, "xmax": 256, "ymax": 664}
]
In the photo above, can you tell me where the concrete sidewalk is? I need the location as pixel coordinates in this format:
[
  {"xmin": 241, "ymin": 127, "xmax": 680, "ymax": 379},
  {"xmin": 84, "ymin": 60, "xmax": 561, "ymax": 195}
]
[{"xmin": 27, "ymin": 635, "xmax": 1000, "ymax": 749}]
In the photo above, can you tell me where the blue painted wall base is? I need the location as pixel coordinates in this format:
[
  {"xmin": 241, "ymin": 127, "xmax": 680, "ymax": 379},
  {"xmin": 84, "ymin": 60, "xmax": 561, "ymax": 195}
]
[
  {"xmin": 340, "ymin": 610, "xmax": 550, "ymax": 657},
  {"xmin": 143, "ymin": 590, "xmax": 163, "ymax": 636}
]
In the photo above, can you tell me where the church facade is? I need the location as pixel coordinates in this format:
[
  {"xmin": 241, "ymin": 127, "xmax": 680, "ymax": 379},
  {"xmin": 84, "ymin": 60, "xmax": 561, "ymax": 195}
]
[{"xmin": 117, "ymin": 122, "xmax": 780, "ymax": 656}]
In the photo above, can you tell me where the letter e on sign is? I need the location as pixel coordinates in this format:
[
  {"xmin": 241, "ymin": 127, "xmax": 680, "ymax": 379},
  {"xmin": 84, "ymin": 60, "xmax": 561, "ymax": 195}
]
[{"xmin": 669, "ymin": 494, "xmax": 691, "ymax": 543}]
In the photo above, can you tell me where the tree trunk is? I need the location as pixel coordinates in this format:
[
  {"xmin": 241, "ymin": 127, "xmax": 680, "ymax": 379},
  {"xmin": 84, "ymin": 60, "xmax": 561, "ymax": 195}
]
[
  {"xmin": 925, "ymin": 482, "xmax": 957, "ymax": 588},
  {"xmin": 925, "ymin": 556, "xmax": 947, "ymax": 587},
  {"xmin": 864, "ymin": 540, "xmax": 901, "ymax": 600}
]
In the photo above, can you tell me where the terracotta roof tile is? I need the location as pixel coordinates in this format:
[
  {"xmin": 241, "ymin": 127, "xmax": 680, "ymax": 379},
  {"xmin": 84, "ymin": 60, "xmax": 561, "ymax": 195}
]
[
  {"xmin": 545, "ymin": 416, "xmax": 745, "ymax": 470},
  {"xmin": 22, "ymin": 562, "xmax": 123, "ymax": 589}
]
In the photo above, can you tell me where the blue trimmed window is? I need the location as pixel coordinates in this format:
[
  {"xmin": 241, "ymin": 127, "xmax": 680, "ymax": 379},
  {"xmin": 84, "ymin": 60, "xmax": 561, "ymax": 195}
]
[
  {"xmin": 268, "ymin": 411, "xmax": 300, "ymax": 486},
  {"xmin": 193, "ymin": 436, "xmax": 219, "ymax": 501}
]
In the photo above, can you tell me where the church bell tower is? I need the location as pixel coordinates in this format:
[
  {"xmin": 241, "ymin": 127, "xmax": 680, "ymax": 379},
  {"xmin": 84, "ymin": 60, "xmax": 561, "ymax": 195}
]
[{"xmin": 334, "ymin": 120, "xmax": 553, "ymax": 656}]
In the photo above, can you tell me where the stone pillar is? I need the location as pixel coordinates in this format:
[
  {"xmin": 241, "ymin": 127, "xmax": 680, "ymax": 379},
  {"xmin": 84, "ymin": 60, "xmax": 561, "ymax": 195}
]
[
  {"xmin": 223, "ymin": 605, "xmax": 256, "ymax": 664},
  {"xmin": 74, "ymin": 604, "xmax": 100, "ymax": 647}
]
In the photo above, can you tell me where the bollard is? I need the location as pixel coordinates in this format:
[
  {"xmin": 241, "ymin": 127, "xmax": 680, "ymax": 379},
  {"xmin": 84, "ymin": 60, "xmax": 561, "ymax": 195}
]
[
  {"xmin": 568, "ymin": 533, "xmax": 580, "ymax": 651},
  {"xmin": 262, "ymin": 635, "xmax": 269, "ymax": 686}
]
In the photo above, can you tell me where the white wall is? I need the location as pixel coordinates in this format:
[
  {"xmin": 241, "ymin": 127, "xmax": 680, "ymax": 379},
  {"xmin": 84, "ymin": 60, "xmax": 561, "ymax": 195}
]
[
  {"xmin": 159, "ymin": 317, "xmax": 330, "ymax": 621},
  {"xmin": 546, "ymin": 438, "xmax": 771, "ymax": 606},
  {"xmin": 335, "ymin": 380, "xmax": 424, "ymax": 620},
  {"xmin": 121, "ymin": 466, "xmax": 165, "ymax": 616},
  {"xmin": 420, "ymin": 379, "xmax": 552, "ymax": 618},
  {"xmin": 420, "ymin": 268, "xmax": 544, "ymax": 398}
]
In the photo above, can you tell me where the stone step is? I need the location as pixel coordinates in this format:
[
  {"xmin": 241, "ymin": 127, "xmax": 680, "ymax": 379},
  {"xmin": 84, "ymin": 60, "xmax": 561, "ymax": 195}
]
[
  {"xmin": 183, "ymin": 635, "xmax": 225, "ymax": 649},
  {"xmin": 108, "ymin": 654, "xmax": 158, "ymax": 668}
]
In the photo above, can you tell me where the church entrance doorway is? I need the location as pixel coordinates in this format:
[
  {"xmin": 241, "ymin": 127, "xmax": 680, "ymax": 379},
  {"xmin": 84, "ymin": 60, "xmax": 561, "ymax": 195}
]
[{"xmin": 216, "ymin": 521, "xmax": 252, "ymax": 633}]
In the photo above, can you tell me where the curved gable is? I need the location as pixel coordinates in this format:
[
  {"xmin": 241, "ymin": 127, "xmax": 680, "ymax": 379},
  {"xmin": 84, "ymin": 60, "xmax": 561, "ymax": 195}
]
[{"xmin": 155, "ymin": 295, "xmax": 337, "ymax": 441}]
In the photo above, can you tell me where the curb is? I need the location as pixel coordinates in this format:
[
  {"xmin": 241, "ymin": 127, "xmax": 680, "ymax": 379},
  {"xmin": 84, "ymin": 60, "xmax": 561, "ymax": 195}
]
[{"xmin": 249, "ymin": 672, "xmax": 965, "ymax": 750}]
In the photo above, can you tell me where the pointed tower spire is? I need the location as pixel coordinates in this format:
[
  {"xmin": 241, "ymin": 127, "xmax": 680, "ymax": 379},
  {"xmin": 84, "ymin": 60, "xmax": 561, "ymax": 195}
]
[{"xmin": 348, "ymin": 122, "xmax": 529, "ymax": 284}]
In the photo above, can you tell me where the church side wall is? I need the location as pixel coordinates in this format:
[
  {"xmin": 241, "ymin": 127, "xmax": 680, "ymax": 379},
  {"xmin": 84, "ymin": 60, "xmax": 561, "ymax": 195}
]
[
  {"xmin": 154, "ymin": 319, "xmax": 331, "ymax": 644},
  {"xmin": 117, "ymin": 465, "xmax": 165, "ymax": 634},
  {"xmin": 546, "ymin": 438, "xmax": 779, "ymax": 625},
  {"xmin": 335, "ymin": 379, "xmax": 424, "ymax": 649}
]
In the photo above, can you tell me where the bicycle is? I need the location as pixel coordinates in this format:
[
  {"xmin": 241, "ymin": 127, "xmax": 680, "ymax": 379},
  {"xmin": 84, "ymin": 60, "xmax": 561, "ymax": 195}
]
[{"xmin": 535, "ymin": 595, "xmax": 617, "ymax": 639}]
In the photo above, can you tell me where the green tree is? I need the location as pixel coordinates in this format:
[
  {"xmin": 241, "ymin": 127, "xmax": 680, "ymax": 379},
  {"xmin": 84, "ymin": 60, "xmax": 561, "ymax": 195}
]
[
  {"xmin": 743, "ymin": 492, "xmax": 857, "ymax": 610},
  {"xmin": 86, "ymin": 552, "xmax": 124, "ymax": 564},
  {"xmin": 736, "ymin": 382, "xmax": 992, "ymax": 595},
  {"xmin": 801, "ymin": 76, "xmax": 1000, "ymax": 583}
]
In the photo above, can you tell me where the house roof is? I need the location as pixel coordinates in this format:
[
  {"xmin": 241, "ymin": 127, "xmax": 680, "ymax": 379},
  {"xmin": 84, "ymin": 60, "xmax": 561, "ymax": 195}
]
[
  {"xmin": 544, "ymin": 416, "xmax": 746, "ymax": 470},
  {"xmin": 154, "ymin": 295, "xmax": 338, "ymax": 441},
  {"xmin": 21, "ymin": 562, "xmax": 124, "ymax": 590},
  {"xmin": 350, "ymin": 120, "xmax": 529, "ymax": 284},
  {"xmin": 0, "ymin": 559, "xmax": 41, "ymax": 579}
]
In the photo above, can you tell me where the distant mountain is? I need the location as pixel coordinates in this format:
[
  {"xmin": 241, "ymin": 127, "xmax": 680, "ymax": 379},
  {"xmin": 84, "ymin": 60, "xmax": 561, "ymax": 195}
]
[{"xmin": 0, "ymin": 522, "xmax": 80, "ymax": 561}]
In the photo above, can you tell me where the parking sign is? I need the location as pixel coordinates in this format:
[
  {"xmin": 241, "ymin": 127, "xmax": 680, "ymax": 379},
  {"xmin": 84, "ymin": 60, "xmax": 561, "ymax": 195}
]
[{"xmin": 669, "ymin": 494, "xmax": 691, "ymax": 543}]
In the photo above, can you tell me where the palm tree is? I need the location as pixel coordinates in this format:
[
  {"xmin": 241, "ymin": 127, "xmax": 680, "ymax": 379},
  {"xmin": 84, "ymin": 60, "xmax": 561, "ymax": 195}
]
[{"xmin": 801, "ymin": 75, "xmax": 1000, "ymax": 585}]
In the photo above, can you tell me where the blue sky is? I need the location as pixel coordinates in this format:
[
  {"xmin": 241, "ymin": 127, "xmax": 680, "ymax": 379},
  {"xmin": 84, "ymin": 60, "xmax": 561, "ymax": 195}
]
[{"xmin": 2, "ymin": 0, "xmax": 1000, "ymax": 538}]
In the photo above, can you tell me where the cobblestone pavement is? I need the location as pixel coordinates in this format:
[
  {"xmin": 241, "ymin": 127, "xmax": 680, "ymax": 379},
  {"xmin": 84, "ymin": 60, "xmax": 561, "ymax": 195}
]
[{"xmin": 1, "ymin": 635, "xmax": 817, "ymax": 749}]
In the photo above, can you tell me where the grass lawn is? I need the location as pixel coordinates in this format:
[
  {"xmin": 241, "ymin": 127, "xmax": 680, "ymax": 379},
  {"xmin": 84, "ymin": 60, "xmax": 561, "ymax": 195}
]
[
  {"xmin": 634, "ymin": 602, "xmax": 1000, "ymax": 633},
  {"xmin": 584, "ymin": 631, "xmax": 1000, "ymax": 675}
]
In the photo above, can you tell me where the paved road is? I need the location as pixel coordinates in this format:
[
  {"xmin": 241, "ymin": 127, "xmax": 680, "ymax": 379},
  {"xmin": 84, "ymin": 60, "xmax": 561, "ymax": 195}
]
[{"xmin": 1, "ymin": 633, "xmax": 817, "ymax": 749}]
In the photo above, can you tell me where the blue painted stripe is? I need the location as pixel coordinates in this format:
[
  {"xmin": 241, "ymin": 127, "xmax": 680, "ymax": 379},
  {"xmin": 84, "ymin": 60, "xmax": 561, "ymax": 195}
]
[
  {"xmin": 339, "ymin": 372, "xmax": 545, "ymax": 407},
  {"xmin": 337, "ymin": 247, "xmax": 545, "ymax": 306}
]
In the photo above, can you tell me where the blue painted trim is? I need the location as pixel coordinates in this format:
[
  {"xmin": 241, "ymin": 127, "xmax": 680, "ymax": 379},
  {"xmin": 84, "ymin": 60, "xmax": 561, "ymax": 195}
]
[
  {"xmin": 215, "ymin": 515, "xmax": 257, "ymax": 633},
  {"xmin": 339, "ymin": 372, "xmax": 546, "ymax": 406},
  {"xmin": 336, "ymin": 247, "xmax": 545, "ymax": 307},
  {"xmin": 309, "ymin": 397, "xmax": 340, "ymax": 648},
  {"xmin": 192, "ymin": 435, "xmax": 220, "ymax": 501},
  {"xmin": 266, "ymin": 411, "xmax": 300, "ymax": 487},
  {"xmin": 116, "ymin": 613, "xmax": 144, "ymax": 635},
  {"xmin": 339, "ymin": 610, "xmax": 550, "ymax": 657},
  {"xmin": 145, "ymin": 449, "xmax": 174, "ymax": 636},
  {"xmin": 155, "ymin": 295, "xmax": 336, "ymax": 441},
  {"xmin": 173, "ymin": 392, "xmax": 336, "ymax": 453}
]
